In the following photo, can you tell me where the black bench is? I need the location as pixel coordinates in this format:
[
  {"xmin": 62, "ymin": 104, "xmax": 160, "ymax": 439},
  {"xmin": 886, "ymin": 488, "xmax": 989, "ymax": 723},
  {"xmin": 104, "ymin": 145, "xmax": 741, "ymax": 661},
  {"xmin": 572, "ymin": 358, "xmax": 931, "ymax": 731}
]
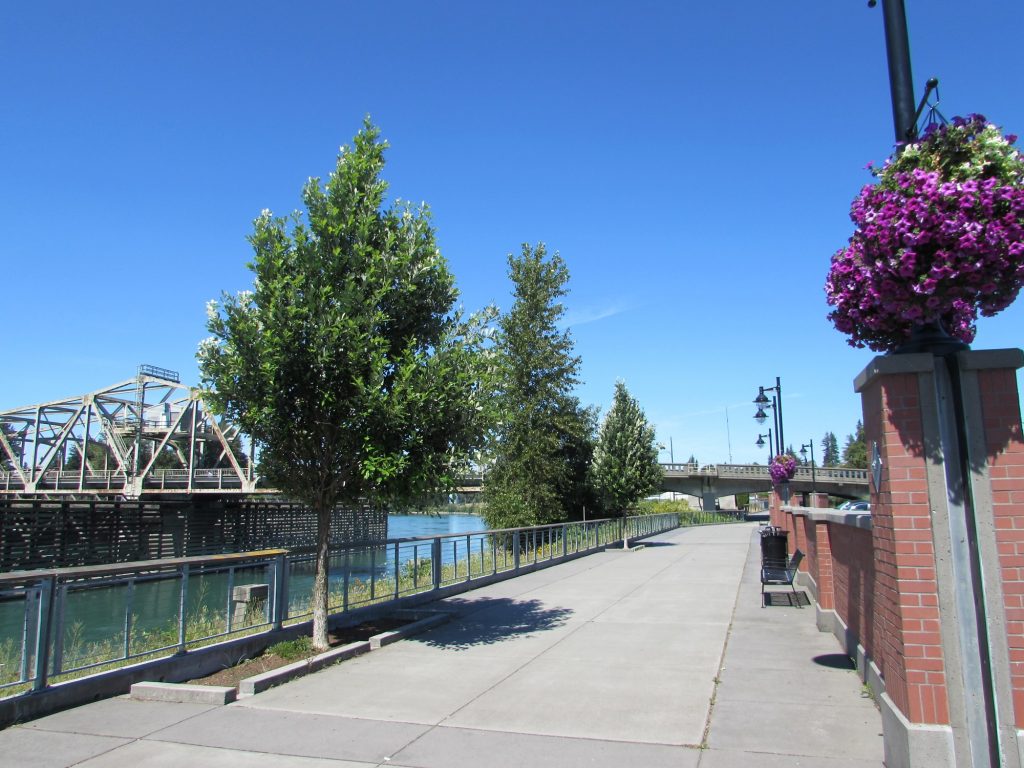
[{"xmin": 761, "ymin": 549, "xmax": 804, "ymax": 604}]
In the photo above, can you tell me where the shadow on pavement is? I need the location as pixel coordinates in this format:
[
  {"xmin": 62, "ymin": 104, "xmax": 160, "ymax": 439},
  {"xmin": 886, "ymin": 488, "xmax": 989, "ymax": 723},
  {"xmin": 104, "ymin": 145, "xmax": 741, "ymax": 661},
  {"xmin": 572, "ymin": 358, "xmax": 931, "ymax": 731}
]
[
  {"xmin": 413, "ymin": 598, "xmax": 573, "ymax": 650},
  {"xmin": 762, "ymin": 591, "xmax": 811, "ymax": 608},
  {"xmin": 631, "ymin": 541, "xmax": 676, "ymax": 548},
  {"xmin": 812, "ymin": 652, "xmax": 856, "ymax": 670}
]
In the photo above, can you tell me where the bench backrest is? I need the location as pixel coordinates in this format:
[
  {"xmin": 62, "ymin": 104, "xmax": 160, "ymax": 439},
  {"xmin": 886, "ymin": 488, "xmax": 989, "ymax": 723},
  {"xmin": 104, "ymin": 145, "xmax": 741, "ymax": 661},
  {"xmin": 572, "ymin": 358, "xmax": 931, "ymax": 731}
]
[{"xmin": 789, "ymin": 549, "xmax": 804, "ymax": 571}]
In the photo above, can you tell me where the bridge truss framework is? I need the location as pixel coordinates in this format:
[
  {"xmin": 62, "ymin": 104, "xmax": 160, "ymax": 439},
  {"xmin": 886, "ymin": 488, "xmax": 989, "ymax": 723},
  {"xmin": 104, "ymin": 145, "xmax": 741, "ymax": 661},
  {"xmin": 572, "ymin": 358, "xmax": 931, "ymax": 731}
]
[{"xmin": 0, "ymin": 366, "xmax": 257, "ymax": 498}]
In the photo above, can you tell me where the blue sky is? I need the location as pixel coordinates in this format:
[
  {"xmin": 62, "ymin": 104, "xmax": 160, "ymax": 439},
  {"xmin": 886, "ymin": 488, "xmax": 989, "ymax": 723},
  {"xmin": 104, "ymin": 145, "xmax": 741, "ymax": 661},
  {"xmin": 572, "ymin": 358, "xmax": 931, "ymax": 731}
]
[{"xmin": 3, "ymin": 1, "xmax": 1022, "ymax": 465}]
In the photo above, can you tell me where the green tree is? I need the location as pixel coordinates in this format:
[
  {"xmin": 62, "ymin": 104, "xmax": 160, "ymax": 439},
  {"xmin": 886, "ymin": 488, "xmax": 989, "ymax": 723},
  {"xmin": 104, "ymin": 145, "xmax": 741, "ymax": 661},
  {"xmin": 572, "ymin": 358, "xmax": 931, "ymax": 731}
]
[
  {"xmin": 591, "ymin": 381, "xmax": 662, "ymax": 515},
  {"xmin": 65, "ymin": 439, "xmax": 114, "ymax": 471},
  {"xmin": 198, "ymin": 120, "xmax": 493, "ymax": 649},
  {"xmin": 484, "ymin": 243, "xmax": 596, "ymax": 528},
  {"xmin": 821, "ymin": 431, "xmax": 841, "ymax": 467},
  {"xmin": 0, "ymin": 423, "xmax": 23, "ymax": 470},
  {"xmin": 842, "ymin": 420, "xmax": 868, "ymax": 468}
]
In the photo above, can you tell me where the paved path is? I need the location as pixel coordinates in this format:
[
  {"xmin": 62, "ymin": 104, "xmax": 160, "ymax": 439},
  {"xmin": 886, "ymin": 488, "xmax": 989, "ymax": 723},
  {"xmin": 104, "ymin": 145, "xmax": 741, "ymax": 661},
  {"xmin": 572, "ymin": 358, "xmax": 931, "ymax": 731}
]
[{"xmin": 0, "ymin": 523, "xmax": 885, "ymax": 767}]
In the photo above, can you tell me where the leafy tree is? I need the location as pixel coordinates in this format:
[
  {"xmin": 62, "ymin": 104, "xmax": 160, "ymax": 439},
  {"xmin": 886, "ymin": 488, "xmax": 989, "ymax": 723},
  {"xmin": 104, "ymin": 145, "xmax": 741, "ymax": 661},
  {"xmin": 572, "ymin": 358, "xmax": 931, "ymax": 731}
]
[
  {"xmin": 821, "ymin": 431, "xmax": 841, "ymax": 467},
  {"xmin": 0, "ymin": 423, "xmax": 24, "ymax": 470},
  {"xmin": 591, "ymin": 381, "xmax": 662, "ymax": 515},
  {"xmin": 198, "ymin": 120, "xmax": 493, "ymax": 649},
  {"xmin": 842, "ymin": 420, "xmax": 868, "ymax": 468},
  {"xmin": 484, "ymin": 243, "xmax": 596, "ymax": 528},
  {"xmin": 65, "ymin": 439, "xmax": 114, "ymax": 471}
]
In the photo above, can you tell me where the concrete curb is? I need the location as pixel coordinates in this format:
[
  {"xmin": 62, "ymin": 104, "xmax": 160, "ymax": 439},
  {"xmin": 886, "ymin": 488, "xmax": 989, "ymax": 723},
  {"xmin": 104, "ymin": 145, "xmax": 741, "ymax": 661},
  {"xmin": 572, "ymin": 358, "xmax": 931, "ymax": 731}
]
[
  {"xmin": 126, "ymin": 611, "xmax": 454, "ymax": 703},
  {"xmin": 369, "ymin": 613, "xmax": 448, "ymax": 649},
  {"xmin": 238, "ymin": 641, "xmax": 371, "ymax": 697},
  {"xmin": 130, "ymin": 681, "xmax": 236, "ymax": 705}
]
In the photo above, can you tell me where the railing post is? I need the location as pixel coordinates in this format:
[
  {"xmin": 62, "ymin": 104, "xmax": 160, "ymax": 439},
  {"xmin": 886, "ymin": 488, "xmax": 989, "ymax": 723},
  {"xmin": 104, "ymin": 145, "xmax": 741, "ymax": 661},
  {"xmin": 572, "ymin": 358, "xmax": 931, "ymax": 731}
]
[
  {"xmin": 561, "ymin": 524, "xmax": 567, "ymax": 558},
  {"xmin": 177, "ymin": 564, "xmax": 189, "ymax": 653},
  {"xmin": 50, "ymin": 583, "xmax": 67, "ymax": 677},
  {"xmin": 513, "ymin": 531, "xmax": 521, "ymax": 571},
  {"xmin": 431, "ymin": 537, "xmax": 442, "ymax": 590},
  {"xmin": 31, "ymin": 575, "xmax": 56, "ymax": 692},
  {"xmin": 272, "ymin": 553, "xmax": 287, "ymax": 630}
]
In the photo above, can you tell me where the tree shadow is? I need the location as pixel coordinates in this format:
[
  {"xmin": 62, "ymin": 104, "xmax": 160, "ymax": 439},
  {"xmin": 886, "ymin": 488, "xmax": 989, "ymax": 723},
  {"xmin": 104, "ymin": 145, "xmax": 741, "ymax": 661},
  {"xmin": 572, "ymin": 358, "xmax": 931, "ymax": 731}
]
[{"xmin": 411, "ymin": 597, "xmax": 574, "ymax": 650}]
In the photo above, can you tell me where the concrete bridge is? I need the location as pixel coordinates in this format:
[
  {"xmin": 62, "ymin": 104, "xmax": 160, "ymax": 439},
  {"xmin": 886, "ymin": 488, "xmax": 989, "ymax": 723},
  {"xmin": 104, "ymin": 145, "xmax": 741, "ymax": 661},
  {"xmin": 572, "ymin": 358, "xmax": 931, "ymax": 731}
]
[{"xmin": 659, "ymin": 462, "xmax": 869, "ymax": 509}]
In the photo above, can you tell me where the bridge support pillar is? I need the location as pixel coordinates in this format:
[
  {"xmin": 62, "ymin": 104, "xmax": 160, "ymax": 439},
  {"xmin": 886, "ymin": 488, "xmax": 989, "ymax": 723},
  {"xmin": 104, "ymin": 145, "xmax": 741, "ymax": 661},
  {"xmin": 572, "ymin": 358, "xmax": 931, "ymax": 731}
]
[
  {"xmin": 701, "ymin": 491, "xmax": 717, "ymax": 513},
  {"xmin": 855, "ymin": 349, "xmax": 1024, "ymax": 768}
]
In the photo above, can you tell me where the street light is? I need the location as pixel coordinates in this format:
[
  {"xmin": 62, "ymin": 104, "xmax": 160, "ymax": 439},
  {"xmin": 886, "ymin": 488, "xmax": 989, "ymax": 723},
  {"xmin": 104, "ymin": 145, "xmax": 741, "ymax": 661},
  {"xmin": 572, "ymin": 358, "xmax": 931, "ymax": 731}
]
[
  {"xmin": 753, "ymin": 377, "xmax": 784, "ymax": 455},
  {"xmin": 799, "ymin": 441, "xmax": 817, "ymax": 493},
  {"xmin": 756, "ymin": 430, "xmax": 773, "ymax": 466}
]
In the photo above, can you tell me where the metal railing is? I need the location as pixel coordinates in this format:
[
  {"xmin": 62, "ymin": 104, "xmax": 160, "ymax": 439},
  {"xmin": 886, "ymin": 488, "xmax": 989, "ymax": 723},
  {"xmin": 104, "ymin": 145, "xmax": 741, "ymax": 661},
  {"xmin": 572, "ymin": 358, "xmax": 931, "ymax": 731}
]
[{"xmin": 0, "ymin": 513, "xmax": 679, "ymax": 697}]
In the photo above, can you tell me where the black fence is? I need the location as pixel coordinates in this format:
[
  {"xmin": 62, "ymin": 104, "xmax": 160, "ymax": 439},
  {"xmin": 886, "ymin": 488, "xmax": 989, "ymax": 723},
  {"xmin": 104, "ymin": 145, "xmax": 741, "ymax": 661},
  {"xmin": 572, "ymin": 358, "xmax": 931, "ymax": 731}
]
[{"xmin": 0, "ymin": 498, "xmax": 387, "ymax": 571}]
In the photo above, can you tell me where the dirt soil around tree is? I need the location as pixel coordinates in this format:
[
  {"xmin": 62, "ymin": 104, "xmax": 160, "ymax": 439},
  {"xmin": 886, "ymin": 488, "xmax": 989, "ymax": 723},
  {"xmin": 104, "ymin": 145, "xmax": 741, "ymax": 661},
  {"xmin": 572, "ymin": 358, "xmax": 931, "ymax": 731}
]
[{"xmin": 187, "ymin": 617, "xmax": 411, "ymax": 689}]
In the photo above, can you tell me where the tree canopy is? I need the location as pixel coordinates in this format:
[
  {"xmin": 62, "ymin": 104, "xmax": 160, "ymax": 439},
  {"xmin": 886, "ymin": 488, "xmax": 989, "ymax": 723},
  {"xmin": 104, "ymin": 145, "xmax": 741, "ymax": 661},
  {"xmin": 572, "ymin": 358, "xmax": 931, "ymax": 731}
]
[
  {"xmin": 483, "ymin": 243, "xmax": 596, "ymax": 528},
  {"xmin": 198, "ymin": 119, "xmax": 493, "ymax": 648},
  {"xmin": 591, "ymin": 381, "xmax": 662, "ymax": 515},
  {"xmin": 842, "ymin": 420, "xmax": 868, "ymax": 469}
]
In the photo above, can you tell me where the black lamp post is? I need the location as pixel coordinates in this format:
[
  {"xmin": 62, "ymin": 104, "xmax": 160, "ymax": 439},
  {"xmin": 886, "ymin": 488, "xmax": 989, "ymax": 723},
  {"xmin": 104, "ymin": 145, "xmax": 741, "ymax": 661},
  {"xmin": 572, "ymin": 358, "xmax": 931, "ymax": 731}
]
[
  {"xmin": 756, "ymin": 430, "xmax": 773, "ymax": 466},
  {"xmin": 753, "ymin": 377, "xmax": 784, "ymax": 455},
  {"xmin": 800, "ymin": 441, "xmax": 817, "ymax": 494}
]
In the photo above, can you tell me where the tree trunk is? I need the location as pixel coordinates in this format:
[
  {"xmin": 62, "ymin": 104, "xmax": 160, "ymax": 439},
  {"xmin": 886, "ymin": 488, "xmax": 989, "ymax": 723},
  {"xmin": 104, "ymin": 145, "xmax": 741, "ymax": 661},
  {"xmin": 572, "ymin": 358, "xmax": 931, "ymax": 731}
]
[{"xmin": 311, "ymin": 503, "xmax": 332, "ymax": 651}]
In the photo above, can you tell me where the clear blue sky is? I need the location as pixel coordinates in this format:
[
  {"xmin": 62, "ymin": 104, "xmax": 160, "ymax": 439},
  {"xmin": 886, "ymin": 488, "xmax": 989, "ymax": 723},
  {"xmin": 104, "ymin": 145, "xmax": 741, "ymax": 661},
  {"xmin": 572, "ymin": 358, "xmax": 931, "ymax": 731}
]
[{"xmin": 3, "ymin": 1, "xmax": 1022, "ymax": 465}]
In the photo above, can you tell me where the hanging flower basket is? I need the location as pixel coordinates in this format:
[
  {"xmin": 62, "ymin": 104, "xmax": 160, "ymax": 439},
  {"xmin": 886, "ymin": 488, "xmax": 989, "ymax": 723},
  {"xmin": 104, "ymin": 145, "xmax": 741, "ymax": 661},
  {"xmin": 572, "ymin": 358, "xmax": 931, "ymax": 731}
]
[
  {"xmin": 825, "ymin": 115, "xmax": 1024, "ymax": 352},
  {"xmin": 769, "ymin": 454, "xmax": 797, "ymax": 485}
]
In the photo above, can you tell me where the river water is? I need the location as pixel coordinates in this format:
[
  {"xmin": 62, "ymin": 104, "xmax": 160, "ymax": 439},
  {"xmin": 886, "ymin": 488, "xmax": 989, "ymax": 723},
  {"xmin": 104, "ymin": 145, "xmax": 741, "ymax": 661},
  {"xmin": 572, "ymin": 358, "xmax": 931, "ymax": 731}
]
[{"xmin": 0, "ymin": 513, "xmax": 487, "ymax": 662}]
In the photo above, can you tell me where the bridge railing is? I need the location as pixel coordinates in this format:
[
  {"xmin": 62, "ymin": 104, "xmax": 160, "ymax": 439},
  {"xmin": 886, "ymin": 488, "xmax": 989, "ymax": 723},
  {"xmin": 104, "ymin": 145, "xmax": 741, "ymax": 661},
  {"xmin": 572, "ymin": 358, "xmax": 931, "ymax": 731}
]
[
  {"xmin": 0, "ymin": 467, "xmax": 259, "ymax": 494},
  {"xmin": 659, "ymin": 463, "xmax": 868, "ymax": 483},
  {"xmin": 0, "ymin": 513, "xmax": 680, "ymax": 699}
]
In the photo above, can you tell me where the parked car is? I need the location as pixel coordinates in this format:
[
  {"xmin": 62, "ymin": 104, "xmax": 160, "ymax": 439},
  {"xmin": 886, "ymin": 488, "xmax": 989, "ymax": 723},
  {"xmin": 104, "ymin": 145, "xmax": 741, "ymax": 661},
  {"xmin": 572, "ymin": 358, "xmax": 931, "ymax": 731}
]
[{"xmin": 838, "ymin": 500, "xmax": 871, "ymax": 512}]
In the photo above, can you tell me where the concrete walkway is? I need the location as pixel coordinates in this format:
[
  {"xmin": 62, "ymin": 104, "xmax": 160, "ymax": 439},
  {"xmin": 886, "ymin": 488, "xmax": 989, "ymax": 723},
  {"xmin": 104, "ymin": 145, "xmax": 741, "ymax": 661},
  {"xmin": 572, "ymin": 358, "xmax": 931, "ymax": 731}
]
[{"xmin": 0, "ymin": 523, "xmax": 885, "ymax": 767}]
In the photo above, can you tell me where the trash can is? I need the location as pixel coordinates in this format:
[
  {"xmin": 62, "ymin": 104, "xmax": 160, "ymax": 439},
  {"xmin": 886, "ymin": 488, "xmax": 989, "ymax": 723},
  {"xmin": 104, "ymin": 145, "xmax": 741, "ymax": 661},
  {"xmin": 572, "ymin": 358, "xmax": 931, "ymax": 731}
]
[{"xmin": 760, "ymin": 526, "xmax": 789, "ymax": 568}]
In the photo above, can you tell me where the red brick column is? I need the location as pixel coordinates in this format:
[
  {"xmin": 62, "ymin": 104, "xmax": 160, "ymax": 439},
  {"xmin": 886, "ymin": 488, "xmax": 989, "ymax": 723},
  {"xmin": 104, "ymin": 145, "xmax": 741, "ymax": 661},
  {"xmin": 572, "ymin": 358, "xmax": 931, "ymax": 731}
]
[
  {"xmin": 770, "ymin": 486, "xmax": 787, "ymax": 528},
  {"xmin": 974, "ymin": 364, "xmax": 1024, "ymax": 729},
  {"xmin": 855, "ymin": 349, "xmax": 1024, "ymax": 767},
  {"xmin": 814, "ymin": 520, "xmax": 835, "ymax": 611},
  {"xmin": 858, "ymin": 362, "xmax": 946, "ymax": 726}
]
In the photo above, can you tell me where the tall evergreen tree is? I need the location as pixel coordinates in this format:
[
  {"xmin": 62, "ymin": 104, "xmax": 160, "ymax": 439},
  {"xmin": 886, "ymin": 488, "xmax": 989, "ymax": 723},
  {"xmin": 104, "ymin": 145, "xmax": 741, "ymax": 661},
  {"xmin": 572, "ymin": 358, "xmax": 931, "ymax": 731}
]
[
  {"xmin": 198, "ymin": 120, "xmax": 493, "ymax": 649},
  {"xmin": 821, "ymin": 431, "xmax": 841, "ymax": 467},
  {"xmin": 842, "ymin": 420, "xmax": 868, "ymax": 468},
  {"xmin": 484, "ymin": 243, "xmax": 596, "ymax": 528},
  {"xmin": 591, "ymin": 381, "xmax": 662, "ymax": 515}
]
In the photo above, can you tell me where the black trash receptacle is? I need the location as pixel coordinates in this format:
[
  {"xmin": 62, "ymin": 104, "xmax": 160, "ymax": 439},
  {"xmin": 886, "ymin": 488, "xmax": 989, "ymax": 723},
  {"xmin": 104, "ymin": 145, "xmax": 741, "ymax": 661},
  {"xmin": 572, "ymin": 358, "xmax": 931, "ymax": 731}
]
[{"xmin": 760, "ymin": 527, "xmax": 789, "ymax": 568}]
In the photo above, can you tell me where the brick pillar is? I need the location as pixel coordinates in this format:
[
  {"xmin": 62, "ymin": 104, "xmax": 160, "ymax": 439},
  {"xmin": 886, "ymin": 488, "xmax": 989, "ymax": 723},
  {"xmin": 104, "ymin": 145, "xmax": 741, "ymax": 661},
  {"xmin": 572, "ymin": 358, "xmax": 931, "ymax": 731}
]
[
  {"xmin": 814, "ymin": 519, "xmax": 835, "ymax": 611},
  {"xmin": 770, "ymin": 485, "xmax": 787, "ymax": 528},
  {"xmin": 855, "ymin": 349, "xmax": 1024, "ymax": 768}
]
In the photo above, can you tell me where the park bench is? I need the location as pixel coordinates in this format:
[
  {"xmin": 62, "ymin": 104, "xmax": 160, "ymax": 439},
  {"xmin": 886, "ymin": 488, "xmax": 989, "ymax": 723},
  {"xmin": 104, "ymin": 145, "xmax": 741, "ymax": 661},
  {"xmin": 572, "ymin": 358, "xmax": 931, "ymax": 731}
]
[{"xmin": 761, "ymin": 549, "xmax": 804, "ymax": 604}]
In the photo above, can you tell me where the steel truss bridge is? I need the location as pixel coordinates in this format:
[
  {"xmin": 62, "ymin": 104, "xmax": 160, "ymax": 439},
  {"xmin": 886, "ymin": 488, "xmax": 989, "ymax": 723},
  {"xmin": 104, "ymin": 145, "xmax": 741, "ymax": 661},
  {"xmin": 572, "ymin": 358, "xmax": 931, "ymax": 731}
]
[{"xmin": 1, "ymin": 366, "xmax": 258, "ymax": 499}]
